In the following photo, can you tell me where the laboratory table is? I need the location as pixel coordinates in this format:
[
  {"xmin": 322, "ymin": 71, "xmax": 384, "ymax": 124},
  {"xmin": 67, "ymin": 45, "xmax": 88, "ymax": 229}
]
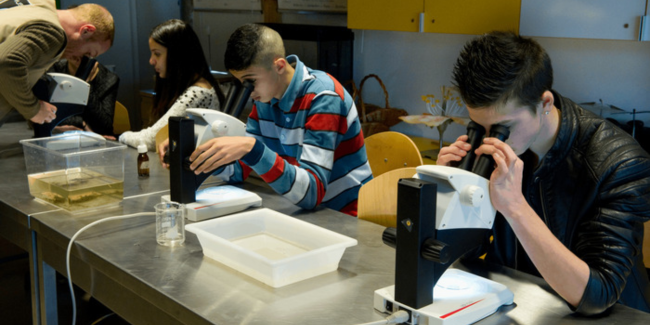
[
  {"xmin": 1, "ymin": 126, "xmax": 649, "ymax": 324},
  {"xmin": 0, "ymin": 128, "xmax": 54, "ymax": 325},
  {"xmin": 0, "ymin": 125, "xmax": 173, "ymax": 324}
]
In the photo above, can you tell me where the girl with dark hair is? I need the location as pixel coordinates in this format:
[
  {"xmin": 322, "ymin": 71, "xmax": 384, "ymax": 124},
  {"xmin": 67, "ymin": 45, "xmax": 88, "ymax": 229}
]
[{"xmin": 119, "ymin": 19, "xmax": 225, "ymax": 150}]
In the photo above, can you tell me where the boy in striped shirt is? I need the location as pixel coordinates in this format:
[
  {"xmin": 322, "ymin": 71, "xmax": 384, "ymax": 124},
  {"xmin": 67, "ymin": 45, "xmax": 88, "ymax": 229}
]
[{"xmin": 180, "ymin": 23, "xmax": 372, "ymax": 216}]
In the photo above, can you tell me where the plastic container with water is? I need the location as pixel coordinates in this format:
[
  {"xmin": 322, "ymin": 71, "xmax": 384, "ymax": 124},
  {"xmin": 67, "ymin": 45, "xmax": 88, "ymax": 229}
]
[
  {"xmin": 185, "ymin": 208, "xmax": 358, "ymax": 287},
  {"xmin": 20, "ymin": 134, "xmax": 126, "ymax": 213}
]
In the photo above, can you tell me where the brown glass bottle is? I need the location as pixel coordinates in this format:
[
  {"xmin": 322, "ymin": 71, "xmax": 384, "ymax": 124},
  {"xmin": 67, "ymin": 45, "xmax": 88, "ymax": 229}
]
[{"xmin": 137, "ymin": 144, "xmax": 150, "ymax": 178}]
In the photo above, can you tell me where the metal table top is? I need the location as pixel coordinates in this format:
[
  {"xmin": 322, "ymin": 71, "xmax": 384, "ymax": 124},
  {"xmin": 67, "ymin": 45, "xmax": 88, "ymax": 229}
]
[
  {"xmin": 27, "ymin": 183, "xmax": 650, "ymax": 324},
  {"xmin": 1, "ymin": 122, "xmax": 648, "ymax": 324}
]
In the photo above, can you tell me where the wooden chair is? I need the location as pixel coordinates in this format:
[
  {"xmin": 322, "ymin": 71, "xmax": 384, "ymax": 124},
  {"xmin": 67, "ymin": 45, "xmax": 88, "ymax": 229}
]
[
  {"xmin": 364, "ymin": 131, "xmax": 423, "ymax": 177},
  {"xmin": 113, "ymin": 101, "xmax": 131, "ymax": 135},
  {"xmin": 358, "ymin": 167, "xmax": 417, "ymax": 228},
  {"xmin": 643, "ymin": 221, "xmax": 650, "ymax": 275}
]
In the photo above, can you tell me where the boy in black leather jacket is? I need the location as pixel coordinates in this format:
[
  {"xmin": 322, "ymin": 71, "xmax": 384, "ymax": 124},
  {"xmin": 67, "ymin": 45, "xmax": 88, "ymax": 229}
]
[{"xmin": 437, "ymin": 31, "xmax": 650, "ymax": 315}]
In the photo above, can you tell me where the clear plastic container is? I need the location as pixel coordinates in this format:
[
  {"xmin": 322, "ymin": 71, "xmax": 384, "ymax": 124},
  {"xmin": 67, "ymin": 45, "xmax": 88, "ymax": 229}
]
[{"xmin": 20, "ymin": 134, "xmax": 126, "ymax": 212}]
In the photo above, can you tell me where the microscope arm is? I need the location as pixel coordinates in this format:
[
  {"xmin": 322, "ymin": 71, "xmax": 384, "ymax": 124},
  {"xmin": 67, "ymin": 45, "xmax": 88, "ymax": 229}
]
[
  {"xmin": 168, "ymin": 109, "xmax": 248, "ymax": 204},
  {"xmin": 382, "ymin": 166, "xmax": 496, "ymax": 309},
  {"xmin": 378, "ymin": 123, "xmax": 511, "ymax": 313},
  {"xmin": 32, "ymin": 57, "xmax": 95, "ymax": 138}
]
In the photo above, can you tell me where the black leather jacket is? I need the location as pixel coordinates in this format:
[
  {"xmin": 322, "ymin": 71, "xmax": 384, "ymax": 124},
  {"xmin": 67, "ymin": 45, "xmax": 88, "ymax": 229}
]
[{"xmin": 483, "ymin": 91, "xmax": 650, "ymax": 315}]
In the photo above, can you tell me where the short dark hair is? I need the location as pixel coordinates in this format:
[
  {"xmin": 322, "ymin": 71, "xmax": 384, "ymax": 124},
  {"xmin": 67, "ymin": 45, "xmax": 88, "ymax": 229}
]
[
  {"xmin": 150, "ymin": 19, "xmax": 224, "ymax": 118},
  {"xmin": 451, "ymin": 31, "xmax": 553, "ymax": 113},
  {"xmin": 224, "ymin": 23, "xmax": 285, "ymax": 72}
]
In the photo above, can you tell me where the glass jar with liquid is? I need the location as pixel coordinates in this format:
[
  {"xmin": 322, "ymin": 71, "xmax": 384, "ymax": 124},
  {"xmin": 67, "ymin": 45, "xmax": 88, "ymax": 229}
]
[{"xmin": 137, "ymin": 144, "xmax": 150, "ymax": 178}]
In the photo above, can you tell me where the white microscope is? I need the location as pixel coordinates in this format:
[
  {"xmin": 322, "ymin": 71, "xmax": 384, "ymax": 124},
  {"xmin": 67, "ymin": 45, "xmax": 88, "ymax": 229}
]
[
  {"xmin": 32, "ymin": 57, "xmax": 94, "ymax": 138},
  {"xmin": 374, "ymin": 123, "xmax": 515, "ymax": 325},
  {"xmin": 161, "ymin": 81, "xmax": 262, "ymax": 222}
]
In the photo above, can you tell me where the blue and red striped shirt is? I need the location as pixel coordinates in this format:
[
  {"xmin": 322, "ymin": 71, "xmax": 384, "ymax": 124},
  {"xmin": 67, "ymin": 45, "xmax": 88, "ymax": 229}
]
[{"xmin": 213, "ymin": 55, "xmax": 373, "ymax": 216}]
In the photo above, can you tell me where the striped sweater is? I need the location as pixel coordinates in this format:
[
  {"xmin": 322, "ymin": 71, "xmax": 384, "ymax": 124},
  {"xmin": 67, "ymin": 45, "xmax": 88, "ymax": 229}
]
[{"xmin": 214, "ymin": 55, "xmax": 373, "ymax": 216}]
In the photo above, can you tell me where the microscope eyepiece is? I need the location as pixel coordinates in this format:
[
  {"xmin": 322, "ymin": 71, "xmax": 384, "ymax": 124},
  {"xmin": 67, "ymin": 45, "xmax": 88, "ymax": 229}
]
[
  {"xmin": 488, "ymin": 124, "xmax": 510, "ymax": 142},
  {"xmin": 457, "ymin": 121, "xmax": 485, "ymax": 171},
  {"xmin": 471, "ymin": 124, "xmax": 510, "ymax": 179}
]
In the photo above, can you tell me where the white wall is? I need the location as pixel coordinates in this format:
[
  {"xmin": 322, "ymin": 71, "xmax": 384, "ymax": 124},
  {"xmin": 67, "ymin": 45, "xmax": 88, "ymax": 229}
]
[{"xmin": 353, "ymin": 30, "xmax": 650, "ymax": 141}]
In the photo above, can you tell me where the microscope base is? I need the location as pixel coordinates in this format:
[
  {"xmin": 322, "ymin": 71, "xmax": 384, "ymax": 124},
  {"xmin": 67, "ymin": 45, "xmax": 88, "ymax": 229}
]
[
  {"xmin": 162, "ymin": 185, "xmax": 262, "ymax": 221},
  {"xmin": 374, "ymin": 269, "xmax": 514, "ymax": 325}
]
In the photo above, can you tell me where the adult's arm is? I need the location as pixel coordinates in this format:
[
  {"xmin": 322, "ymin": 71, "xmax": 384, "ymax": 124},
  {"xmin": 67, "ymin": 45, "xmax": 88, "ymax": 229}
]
[{"xmin": 0, "ymin": 21, "xmax": 65, "ymax": 119}]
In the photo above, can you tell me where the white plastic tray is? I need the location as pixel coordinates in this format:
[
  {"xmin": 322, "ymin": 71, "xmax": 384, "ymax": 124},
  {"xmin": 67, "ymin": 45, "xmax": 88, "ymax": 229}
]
[{"xmin": 185, "ymin": 208, "xmax": 357, "ymax": 287}]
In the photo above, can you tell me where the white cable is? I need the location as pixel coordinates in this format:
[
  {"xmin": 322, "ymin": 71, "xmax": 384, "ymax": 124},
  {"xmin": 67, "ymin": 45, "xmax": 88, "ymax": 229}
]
[
  {"xmin": 66, "ymin": 212, "xmax": 155, "ymax": 325},
  {"xmin": 90, "ymin": 312, "xmax": 115, "ymax": 325},
  {"xmin": 356, "ymin": 310, "xmax": 411, "ymax": 325}
]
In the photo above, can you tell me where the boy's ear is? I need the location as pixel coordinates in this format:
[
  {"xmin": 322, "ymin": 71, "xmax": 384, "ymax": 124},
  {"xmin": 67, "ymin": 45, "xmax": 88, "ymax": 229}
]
[
  {"xmin": 274, "ymin": 58, "xmax": 287, "ymax": 74},
  {"xmin": 541, "ymin": 90, "xmax": 554, "ymax": 112}
]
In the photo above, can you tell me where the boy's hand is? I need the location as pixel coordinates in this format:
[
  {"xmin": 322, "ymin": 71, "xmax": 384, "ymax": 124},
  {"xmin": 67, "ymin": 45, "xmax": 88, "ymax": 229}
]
[
  {"xmin": 475, "ymin": 137, "xmax": 526, "ymax": 218},
  {"xmin": 158, "ymin": 138, "xmax": 170, "ymax": 169},
  {"xmin": 436, "ymin": 135, "xmax": 471, "ymax": 166},
  {"xmin": 190, "ymin": 137, "xmax": 256, "ymax": 174}
]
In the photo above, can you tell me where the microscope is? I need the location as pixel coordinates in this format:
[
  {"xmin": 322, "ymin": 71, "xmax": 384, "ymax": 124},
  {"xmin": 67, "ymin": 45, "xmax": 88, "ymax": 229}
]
[
  {"xmin": 161, "ymin": 81, "xmax": 262, "ymax": 222},
  {"xmin": 32, "ymin": 57, "xmax": 95, "ymax": 138},
  {"xmin": 373, "ymin": 122, "xmax": 515, "ymax": 325}
]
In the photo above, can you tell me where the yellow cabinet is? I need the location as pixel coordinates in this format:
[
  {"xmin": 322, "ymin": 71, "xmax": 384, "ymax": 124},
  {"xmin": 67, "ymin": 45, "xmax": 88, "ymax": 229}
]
[
  {"xmin": 348, "ymin": 0, "xmax": 423, "ymax": 32},
  {"xmin": 348, "ymin": 0, "xmax": 520, "ymax": 35},
  {"xmin": 423, "ymin": 0, "xmax": 520, "ymax": 35}
]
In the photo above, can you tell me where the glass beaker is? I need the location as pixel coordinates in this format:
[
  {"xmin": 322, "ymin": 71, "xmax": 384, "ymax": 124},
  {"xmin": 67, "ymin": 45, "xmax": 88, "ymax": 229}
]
[{"xmin": 155, "ymin": 202, "xmax": 185, "ymax": 247}]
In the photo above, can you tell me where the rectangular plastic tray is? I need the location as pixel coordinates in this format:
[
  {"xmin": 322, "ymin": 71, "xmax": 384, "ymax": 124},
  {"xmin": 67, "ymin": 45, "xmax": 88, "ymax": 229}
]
[{"xmin": 185, "ymin": 208, "xmax": 357, "ymax": 287}]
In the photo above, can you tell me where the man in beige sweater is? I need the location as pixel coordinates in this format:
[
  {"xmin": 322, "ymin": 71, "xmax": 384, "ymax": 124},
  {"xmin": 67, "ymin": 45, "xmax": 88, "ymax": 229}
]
[{"xmin": 0, "ymin": 1, "xmax": 114, "ymax": 127}]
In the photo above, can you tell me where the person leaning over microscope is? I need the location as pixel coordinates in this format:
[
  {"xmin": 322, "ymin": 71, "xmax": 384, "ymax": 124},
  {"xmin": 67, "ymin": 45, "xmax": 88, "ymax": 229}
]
[
  {"xmin": 0, "ymin": 1, "xmax": 114, "ymax": 127},
  {"xmin": 158, "ymin": 23, "xmax": 373, "ymax": 216},
  {"xmin": 436, "ymin": 31, "xmax": 650, "ymax": 315},
  {"xmin": 48, "ymin": 58, "xmax": 120, "ymax": 140}
]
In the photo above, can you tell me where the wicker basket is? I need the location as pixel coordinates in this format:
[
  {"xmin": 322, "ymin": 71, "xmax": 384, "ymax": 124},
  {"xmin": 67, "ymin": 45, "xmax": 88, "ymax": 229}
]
[{"xmin": 357, "ymin": 74, "xmax": 407, "ymax": 137}]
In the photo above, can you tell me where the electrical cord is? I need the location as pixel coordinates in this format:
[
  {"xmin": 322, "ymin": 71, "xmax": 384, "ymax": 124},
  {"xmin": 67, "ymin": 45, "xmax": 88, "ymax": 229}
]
[
  {"xmin": 65, "ymin": 212, "xmax": 408, "ymax": 325},
  {"xmin": 66, "ymin": 212, "xmax": 155, "ymax": 325},
  {"xmin": 90, "ymin": 312, "xmax": 116, "ymax": 325},
  {"xmin": 356, "ymin": 310, "xmax": 410, "ymax": 325}
]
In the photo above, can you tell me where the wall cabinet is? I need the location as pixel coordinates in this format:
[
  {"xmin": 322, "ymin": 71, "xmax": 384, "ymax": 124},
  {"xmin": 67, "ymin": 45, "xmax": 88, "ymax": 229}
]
[
  {"xmin": 348, "ymin": 0, "xmax": 422, "ymax": 32},
  {"xmin": 348, "ymin": 0, "xmax": 520, "ymax": 35},
  {"xmin": 520, "ymin": 0, "xmax": 647, "ymax": 40}
]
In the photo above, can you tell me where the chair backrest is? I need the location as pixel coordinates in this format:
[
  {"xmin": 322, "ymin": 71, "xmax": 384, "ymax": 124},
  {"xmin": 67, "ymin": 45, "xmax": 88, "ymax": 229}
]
[
  {"xmin": 643, "ymin": 221, "xmax": 650, "ymax": 268},
  {"xmin": 364, "ymin": 131, "xmax": 423, "ymax": 177},
  {"xmin": 113, "ymin": 101, "xmax": 131, "ymax": 135},
  {"xmin": 155, "ymin": 124, "xmax": 169, "ymax": 154},
  {"xmin": 358, "ymin": 167, "xmax": 418, "ymax": 228}
]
